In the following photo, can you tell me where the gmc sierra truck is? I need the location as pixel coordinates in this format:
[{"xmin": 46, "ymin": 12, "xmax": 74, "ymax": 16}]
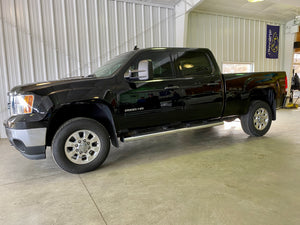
[{"xmin": 4, "ymin": 48, "xmax": 287, "ymax": 173}]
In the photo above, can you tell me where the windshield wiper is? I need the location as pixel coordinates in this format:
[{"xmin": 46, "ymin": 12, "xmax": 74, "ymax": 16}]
[{"xmin": 85, "ymin": 74, "xmax": 96, "ymax": 78}]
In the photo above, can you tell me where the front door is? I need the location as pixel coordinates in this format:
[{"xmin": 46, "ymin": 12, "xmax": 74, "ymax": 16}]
[{"xmin": 117, "ymin": 50, "xmax": 185, "ymax": 130}]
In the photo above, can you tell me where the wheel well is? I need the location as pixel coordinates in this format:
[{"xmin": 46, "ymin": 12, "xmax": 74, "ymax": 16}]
[
  {"xmin": 46, "ymin": 103, "xmax": 118, "ymax": 147},
  {"xmin": 249, "ymin": 88, "xmax": 276, "ymax": 120}
]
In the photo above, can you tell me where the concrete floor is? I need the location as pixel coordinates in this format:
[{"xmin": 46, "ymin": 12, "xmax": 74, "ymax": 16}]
[{"xmin": 0, "ymin": 108, "xmax": 300, "ymax": 225}]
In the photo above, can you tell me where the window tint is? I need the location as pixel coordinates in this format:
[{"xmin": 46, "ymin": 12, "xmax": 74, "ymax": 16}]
[
  {"xmin": 152, "ymin": 54, "xmax": 173, "ymax": 78},
  {"xmin": 125, "ymin": 51, "xmax": 173, "ymax": 79},
  {"xmin": 175, "ymin": 51, "xmax": 213, "ymax": 77}
]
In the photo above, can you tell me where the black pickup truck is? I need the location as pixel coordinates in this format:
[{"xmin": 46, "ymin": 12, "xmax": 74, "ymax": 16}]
[{"xmin": 4, "ymin": 48, "xmax": 287, "ymax": 173}]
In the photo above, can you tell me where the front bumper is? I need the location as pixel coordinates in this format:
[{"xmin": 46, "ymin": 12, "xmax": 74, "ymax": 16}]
[{"xmin": 4, "ymin": 120, "xmax": 47, "ymax": 160}]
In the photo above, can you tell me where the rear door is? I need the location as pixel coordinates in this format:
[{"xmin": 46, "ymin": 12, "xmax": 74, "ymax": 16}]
[{"xmin": 173, "ymin": 49, "xmax": 223, "ymax": 121}]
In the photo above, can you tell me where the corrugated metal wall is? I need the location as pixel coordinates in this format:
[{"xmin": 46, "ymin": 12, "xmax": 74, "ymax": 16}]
[
  {"xmin": 186, "ymin": 12, "xmax": 285, "ymax": 72},
  {"xmin": 0, "ymin": 0, "xmax": 175, "ymax": 138}
]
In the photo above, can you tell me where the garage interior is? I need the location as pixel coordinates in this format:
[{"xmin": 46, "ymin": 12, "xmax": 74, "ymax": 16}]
[{"xmin": 0, "ymin": 0, "xmax": 300, "ymax": 224}]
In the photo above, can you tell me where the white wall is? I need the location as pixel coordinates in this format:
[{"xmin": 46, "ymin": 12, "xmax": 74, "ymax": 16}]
[
  {"xmin": 175, "ymin": 0, "xmax": 204, "ymax": 47},
  {"xmin": 0, "ymin": 0, "xmax": 175, "ymax": 138},
  {"xmin": 186, "ymin": 12, "xmax": 285, "ymax": 72}
]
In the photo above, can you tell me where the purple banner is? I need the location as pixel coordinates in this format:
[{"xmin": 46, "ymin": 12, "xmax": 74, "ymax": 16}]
[{"xmin": 266, "ymin": 25, "xmax": 280, "ymax": 59}]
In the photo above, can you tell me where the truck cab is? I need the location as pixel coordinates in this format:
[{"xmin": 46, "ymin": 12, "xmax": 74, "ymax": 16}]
[{"xmin": 116, "ymin": 48, "xmax": 224, "ymax": 131}]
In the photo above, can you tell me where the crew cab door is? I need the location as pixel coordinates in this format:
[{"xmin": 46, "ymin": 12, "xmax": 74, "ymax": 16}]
[
  {"xmin": 174, "ymin": 49, "xmax": 223, "ymax": 121},
  {"xmin": 117, "ymin": 50, "xmax": 184, "ymax": 129}
]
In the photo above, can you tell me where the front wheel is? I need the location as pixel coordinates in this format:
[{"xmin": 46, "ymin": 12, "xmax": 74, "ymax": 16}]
[
  {"xmin": 52, "ymin": 118, "xmax": 110, "ymax": 173},
  {"xmin": 240, "ymin": 100, "xmax": 272, "ymax": 137}
]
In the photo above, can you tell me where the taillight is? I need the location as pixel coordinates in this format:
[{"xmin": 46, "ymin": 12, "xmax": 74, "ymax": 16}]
[{"xmin": 285, "ymin": 76, "xmax": 288, "ymax": 91}]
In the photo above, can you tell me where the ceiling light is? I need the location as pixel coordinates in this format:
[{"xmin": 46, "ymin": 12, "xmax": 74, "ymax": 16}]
[{"xmin": 248, "ymin": 0, "xmax": 264, "ymax": 2}]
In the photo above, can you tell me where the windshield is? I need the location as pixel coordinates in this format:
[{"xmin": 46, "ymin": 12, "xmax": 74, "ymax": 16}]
[{"xmin": 93, "ymin": 51, "xmax": 135, "ymax": 78}]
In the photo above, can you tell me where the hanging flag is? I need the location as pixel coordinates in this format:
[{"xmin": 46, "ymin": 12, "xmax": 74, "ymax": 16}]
[{"xmin": 266, "ymin": 25, "xmax": 280, "ymax": 59}]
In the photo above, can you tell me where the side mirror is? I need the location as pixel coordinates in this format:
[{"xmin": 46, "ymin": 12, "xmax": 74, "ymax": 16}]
[
  {"xmin": 125, "ymin": 60, "xmax": 153, "ymax": 81},
  {"xmin": 137, "ymin": 60, "xmax": 151, "ymax": 81}
]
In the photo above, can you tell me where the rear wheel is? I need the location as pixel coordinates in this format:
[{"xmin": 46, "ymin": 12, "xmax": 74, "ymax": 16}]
[
  {"xmin": 240, "ymin": 100, "xmax": 272, "ymax": 137},
  {"xmin": 52, "ymin": 118, "xmax": 110, "ymax": 173}
]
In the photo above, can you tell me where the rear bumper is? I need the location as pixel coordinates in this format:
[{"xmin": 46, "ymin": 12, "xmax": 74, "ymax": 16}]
[{"xmin": 4, "ymin": 121, "xmax": 46, "ymax": 160}]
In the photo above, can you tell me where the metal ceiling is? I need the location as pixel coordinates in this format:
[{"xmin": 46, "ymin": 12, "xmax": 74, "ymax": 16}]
[
  {"xmin": 144, "ymin": 0, "xmax": 300, "ymax": 23},
  {"xmin": 125, "ymin": 0, "xmax": 179, "ymax": 7},
  {"xmin": 194, "ymin": 0, "xmax": 300, "ymax": 23},
  {"xmin": 139, "ymin": 0, "xmax": 179, "ymax": 5}
]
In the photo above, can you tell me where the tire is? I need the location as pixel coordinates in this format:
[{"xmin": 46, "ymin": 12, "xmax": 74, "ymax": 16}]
[
  {"xmin": 240, "ymin": 100, "xmax": 272, "ymax": 137},
  {"xmin": 52, "ymin": 117, "xmax": 110, "ymax": 173}
]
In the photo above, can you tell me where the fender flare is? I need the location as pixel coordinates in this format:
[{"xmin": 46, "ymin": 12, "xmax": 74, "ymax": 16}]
[
  {"xmin": 95, "ymin": 103, "xmax": 119, "ymax": 148},
  {"xmin": 46, "ymin": 102, "xmax": 119, "ymax": 148}
]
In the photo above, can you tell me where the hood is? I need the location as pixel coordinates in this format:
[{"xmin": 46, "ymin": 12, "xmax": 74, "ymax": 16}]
[{"xmin": 10, "ymin": 76, "xmax": 98, "ymax": 94}]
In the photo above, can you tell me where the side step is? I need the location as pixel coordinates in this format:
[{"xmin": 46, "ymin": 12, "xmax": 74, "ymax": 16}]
[{"xmin": 124, "ymin": 121, "xmax": 224, "ymax": 142}]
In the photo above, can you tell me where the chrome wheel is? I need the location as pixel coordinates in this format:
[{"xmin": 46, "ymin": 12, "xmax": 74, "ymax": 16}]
[
  {"xmin": 64, "ymin": 130, "xmax": 101, "ymax": 165},
  {"xmin": 253, "ymin": 107, "xmax": 269, "ymax": 131}
]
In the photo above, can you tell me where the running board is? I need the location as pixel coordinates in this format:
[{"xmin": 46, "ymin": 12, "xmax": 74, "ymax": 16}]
[{"xmin": 124, "ymin": 121, "xmax": 224, "ymax": 142}]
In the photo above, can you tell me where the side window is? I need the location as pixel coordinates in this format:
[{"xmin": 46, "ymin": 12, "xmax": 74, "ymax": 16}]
[
  {"xmin": 151, "ymin": 53, "xmax": 173, "ymax": 78},
  {"xmin": 125, "ymin": 51, "xmax": 173, "ymax": 79},
  {"xmin": 175, "ymin": 51, "xmax": 213, "ymax": 77}
]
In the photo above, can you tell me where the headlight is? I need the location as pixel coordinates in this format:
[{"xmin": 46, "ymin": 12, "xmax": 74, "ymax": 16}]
[{"xmin": 10, "ymin": 95, "xmax": 34, "ymax": 115}]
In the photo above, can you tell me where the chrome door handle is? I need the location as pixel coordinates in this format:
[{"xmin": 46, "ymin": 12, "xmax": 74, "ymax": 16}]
[
  {"xmin": 164, "ymin": 86, "xmax": 180, "ymax": 90},
  {"xmin": 207, "ymin": 83, "xmax": 219, "ymax": 86}
]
